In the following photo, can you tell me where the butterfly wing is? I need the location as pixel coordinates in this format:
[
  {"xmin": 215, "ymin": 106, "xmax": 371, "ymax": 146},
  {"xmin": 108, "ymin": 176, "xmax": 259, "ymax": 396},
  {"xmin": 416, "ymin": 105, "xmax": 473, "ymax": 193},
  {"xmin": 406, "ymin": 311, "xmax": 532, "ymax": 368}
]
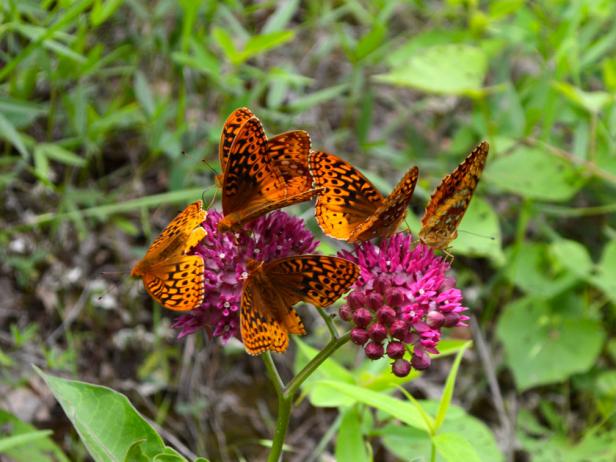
[
  {"xmin": 141, "ymin": 254, "xmax": 205, "ymax": 311},
  {"xmin": 132, "ymin": 201, "xmax": 205, "ymax": 276},
  {"xmin": 218, "ymin": 107, "xmax": 254, "ymax": 174},
  {"xmin": 349, "ymin": 166, "xmax": 419, "ymax": 243},
  {"xmin": 419, "ymin": 141, "xmax": 489, "ymax": 249},
  {"xmin": 240, "ymin": 274, "xmax": 305, "ymax": 355},
  {"xmin": 309, "ymin": 151, "xmax": 384, "ymax": 240},
  {"xmin": 267, "ymin": 130, "xmax": 312, "ymax": 195}
]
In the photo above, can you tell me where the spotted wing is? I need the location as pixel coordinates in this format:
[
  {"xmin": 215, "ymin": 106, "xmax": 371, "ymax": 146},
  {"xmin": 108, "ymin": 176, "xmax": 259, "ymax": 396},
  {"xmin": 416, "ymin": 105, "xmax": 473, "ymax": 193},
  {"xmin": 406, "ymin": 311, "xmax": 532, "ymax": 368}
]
[
  {"xmin": 240, "ymin": 277, "xmax": 305, "ymax": 355},
  {"xmin": 267, "ymin": 130, "xmax": 312, "ymax": 195},
  {"xmin": 349, "ymin": 166, "xmax": 419, "ymax": 243},
  {"xmin": 218, "ymin": 107, "xmax": 254, "ymax": 173},
  {"xmin": 309, "ymin": 151, "xmax": 384, "ymax": 240},
  {"xmin": 142, "ymin": 255, "xmax": 205, "ymax": 311},
  {"xmin": 419, "ymin": 141, "xmax": 489, "ymax": 249}
]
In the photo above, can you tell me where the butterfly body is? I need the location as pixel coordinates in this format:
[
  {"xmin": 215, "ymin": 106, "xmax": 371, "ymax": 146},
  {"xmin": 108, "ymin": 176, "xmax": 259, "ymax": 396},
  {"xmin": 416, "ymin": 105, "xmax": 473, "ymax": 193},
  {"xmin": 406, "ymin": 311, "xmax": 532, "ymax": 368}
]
[
  {"xmin": 240, "ymin": 255, "xmax": 359, "ymax": 355},
  {"xmin": 309, "ymin": 150, "xmax": 419, "ymax": 243},
  {"xmin": 217, "ymin": 109, "xmax": 316, "ymax": 232},
  {"xmin": 132, "ymin": 201, "xmax": 206, "ymax": 311},
  {"xmin": 419, "ymin": 141, "xmax": 489, "ymax": 250}
]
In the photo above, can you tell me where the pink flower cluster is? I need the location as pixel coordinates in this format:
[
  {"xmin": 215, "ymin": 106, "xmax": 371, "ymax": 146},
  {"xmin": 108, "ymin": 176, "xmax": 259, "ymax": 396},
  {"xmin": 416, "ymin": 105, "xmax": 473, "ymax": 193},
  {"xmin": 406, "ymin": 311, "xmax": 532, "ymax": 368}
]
[
  {"xmin": 172, "ymin": 210, "xmax": 317, "ymax": 340},
  {"xmin": 338, "ymin": 233, "xmax": 468, "ymax": 377}
]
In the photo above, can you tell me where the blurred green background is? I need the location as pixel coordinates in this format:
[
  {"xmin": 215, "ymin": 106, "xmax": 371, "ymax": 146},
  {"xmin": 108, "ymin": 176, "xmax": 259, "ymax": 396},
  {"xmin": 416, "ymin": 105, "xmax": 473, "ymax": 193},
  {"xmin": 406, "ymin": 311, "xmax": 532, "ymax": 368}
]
[{"xmin": 1, "ymin": 0, "xmax": 616, "ymax": 461}]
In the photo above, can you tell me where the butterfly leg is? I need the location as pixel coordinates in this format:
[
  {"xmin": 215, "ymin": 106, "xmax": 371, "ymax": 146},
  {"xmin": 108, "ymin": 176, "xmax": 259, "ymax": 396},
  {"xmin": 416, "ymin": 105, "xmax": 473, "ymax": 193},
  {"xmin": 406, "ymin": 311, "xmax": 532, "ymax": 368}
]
[{"xmin": 442, "ymin": 248, "xmax": 455, "ymax": 264}]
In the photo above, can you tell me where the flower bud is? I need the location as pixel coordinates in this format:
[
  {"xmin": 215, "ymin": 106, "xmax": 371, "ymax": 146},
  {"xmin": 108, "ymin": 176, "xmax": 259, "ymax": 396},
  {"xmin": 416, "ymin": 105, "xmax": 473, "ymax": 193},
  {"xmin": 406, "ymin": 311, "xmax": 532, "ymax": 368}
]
[
  {"xmin": 426, "ymin": 311, "xmax": 445, "ymax": 328},
  {"xmin": 392, "ymin": 358, "xmax": 412, "ymax": 377},
  {"xmin": 352, "ymin": 308, "xmax": 372, "ymax": 328},
  {"xmin": 386, "ymin": 288, "xmax": 405, "ymax": 306},
  {"xmin": 386, "ymin": 341, "xmax": 405, "ymax": 359},
  {"xmin": 368, "ymin": 293, "xmax": 383, "ymax": 311},
  {"xmin": 377, "ymin": 306, "xmax": 396, "ymax": 326},
  {"xmin": 350, "ymin": 328, "xmax": 369, "ymax": 345},
  {"xmin": 368, "ymin": 322, "xmax": 387, "ymax": 343},
  {"xmin": 443, "ymin": 313, "xmax": 460, "ymax": 328},
  {"xmin": 390, "ymin": 320, "xmax": 408, "ymax": 340},
  {"xmin": 346, "ymin": 291, "xmax": 366, "ymax": 310},
  {"xmin": 411, "ymin": 349, "xmax": 431, "ymax": 370},
  {"xmin": 364, "ymin": 341, "xmax": 384, "ymax": 360},
  {"xmin": 339, "ymin": 304, "xmax": 353, "ymax": 322}
]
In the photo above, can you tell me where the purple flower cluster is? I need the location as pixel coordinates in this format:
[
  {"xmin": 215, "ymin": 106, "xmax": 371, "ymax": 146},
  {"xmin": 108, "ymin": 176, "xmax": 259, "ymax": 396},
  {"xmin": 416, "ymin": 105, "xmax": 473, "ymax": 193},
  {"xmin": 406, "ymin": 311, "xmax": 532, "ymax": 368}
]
[
  {"xmin": 338, "ymin": 233, "xmax": 468, "ymax": 377},
  {"xmin": 172, "ymin": 210, "xmax": 318, "ymax": 340}
]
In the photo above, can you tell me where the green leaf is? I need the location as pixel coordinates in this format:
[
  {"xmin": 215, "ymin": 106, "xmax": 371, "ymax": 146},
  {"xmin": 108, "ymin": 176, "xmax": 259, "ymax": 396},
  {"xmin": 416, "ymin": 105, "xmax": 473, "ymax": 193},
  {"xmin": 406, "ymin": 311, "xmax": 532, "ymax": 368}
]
[
  {"xmin": 552, "ymin": 81, "xmax": 613, "ymax": 114},
  {"xmin": 314, "ymin": 380, "xmax": 428, "ymax": 431},
  {"xmin": 0, "ymin": 112, "xmax": 29, "ymax": 158},
  {"xmin": 262, "ymin": 0, "xmax": 300, "ymax": 33},
  {"xmin": 288, "ymin": 84, "xmax": 348, "ymax": 112},
  {"xmin": 91, "ymin": 0, "xmax": 125, "ymax": 26},
  {"xmin": 434, "ymin": 342, "xmax": 472, "ymax": 430},
  {"xmin": 504, "ymin": 243, "xmax": 577, "ymax": 297},
  {"xmin": 212, "ymin": 27, "xmax": 238, "ymax": 62},
  {"xmin": 486, "ymin": 146, "xmax": 583, "ymax": 201},
  {"xmin": 550, "ymin": 239, "xmax": 593, "ymax": 278},
  {"xmin": 590, "ymin": 239, "xmax": 616, "ymax": 304},
  {"xmin": 38, "ymin": 143, "xmax": 86, "ymax": 167},
  {"xmin": 134, "ymin": 71, "xmax": 156, "ymax": 117},
  {"xmin": 496, "ymin": 298, "xmax": 606, "ymax": 390},
  {"xmin": 242, "ymin": 31, "xmax": 295, "ymax": 61},
  {"xmin": 449, "ymin": 198, "xmax": 505, "ymax": 265},
  {"xmin": 37, "ymin": 368, "xmax": 174, "ymax": 462},
  {"xmin": 374, "ymin": 44, "xmax": 488, "ymax": 96},
  {"xmin": 0, "ymin": 96, "xmax": 48, "ymax": 128},
  {"xmin": 0, "ymin": 410, "xmax": 69, "ymax": 462},
  {"xmin": 336, "ymin": 407, "xmax": 370, "ymax": 462},
  {"xmin": 433, "ymin": 433, "xmax": 482, "ymax": 462}
]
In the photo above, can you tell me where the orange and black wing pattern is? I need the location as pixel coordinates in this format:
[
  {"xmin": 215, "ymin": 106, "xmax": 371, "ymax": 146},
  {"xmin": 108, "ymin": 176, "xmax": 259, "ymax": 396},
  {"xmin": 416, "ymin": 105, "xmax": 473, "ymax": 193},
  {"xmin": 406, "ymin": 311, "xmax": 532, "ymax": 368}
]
[
  {"xmin": 309, "ymin": 150, "xmax": 418, "ymax": 243},
  {"xmin": 131, "ymin": 201, "xmax": 207, "ymax": 311},
  {"xmin": 419, "ymin": 141, "xmax": 489, "ymax": 250},
  {"xmin": 240, "ymin": 255, "xmax": 359, "ymax": 355}
]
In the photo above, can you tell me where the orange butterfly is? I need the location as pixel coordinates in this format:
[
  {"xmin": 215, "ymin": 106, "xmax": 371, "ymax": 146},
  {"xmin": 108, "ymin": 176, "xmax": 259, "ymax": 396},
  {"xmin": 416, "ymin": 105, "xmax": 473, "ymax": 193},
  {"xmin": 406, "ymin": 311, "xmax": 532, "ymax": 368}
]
[
  {"xmin": 131, "ymin": 201, "xmax": 206, "ymax": 311},
  {"xmin": 419, "ymin": 141, "xmax": 489, "ymax": 250},
  {"xmin": 218, "ymin": 114, "xmax": 316, "ymax": 233},
  {"xmin": 217, "ymin": 107, "xmax": 313, "ymax": 196},
  {"xmin": 241, "ymin": 255, "xmax": 359, "ymax": 355},
  {"xmin": 308, "ymin": 151, "xmax": 419, "ymax": 243}
]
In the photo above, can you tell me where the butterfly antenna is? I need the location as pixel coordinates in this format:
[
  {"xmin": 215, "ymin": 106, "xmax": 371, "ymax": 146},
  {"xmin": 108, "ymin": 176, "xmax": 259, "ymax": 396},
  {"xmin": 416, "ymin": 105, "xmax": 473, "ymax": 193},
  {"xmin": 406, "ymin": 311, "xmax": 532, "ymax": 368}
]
[
  {"xmin": 458, "ymin": 229, "xmax": 496, "ymax": 240},
  {"xmin": 203, "ymin": 186, "xmax": 218, "ymax": 209},
  {"xmin": 202, "ymin": 159, "xmax": 219, "ymax": 177}
]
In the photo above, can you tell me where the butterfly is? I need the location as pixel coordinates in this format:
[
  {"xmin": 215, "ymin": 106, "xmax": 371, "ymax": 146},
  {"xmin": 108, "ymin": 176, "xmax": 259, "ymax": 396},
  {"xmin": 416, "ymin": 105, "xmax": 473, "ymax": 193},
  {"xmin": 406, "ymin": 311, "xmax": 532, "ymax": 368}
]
[
  {"xmin": 308, "ymin": 150, "xmax": 419, "ymax": 243},
  {"xmin": 419, "ymin": 141, "xmax": 489, "ymax": 250},
  {"xmin": 131, "ymin": 201, "xmax": 206, "ymax": 311},
  {"xmin": 218, "ymin": 113, "xmax": 316, "ymax": 232},
  {"xmin": 218, "ymin": 107, "xmax": 313, "ymax": 196},
  {"xmin": 240, "ymin": 255, "xmax": 359, "ymax": 355}
]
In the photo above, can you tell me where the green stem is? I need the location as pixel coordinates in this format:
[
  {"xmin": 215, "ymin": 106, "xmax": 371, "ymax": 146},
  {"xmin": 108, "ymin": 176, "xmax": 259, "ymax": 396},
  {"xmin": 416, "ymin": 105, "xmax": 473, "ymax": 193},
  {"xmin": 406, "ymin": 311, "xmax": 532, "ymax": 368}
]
[
  {"xmin": 284, "ymin": 332, "xmax": 350, "ymax": 400},
  {"xmin": 316, "ymin": 308, "xmax": 339, "ymax": 340},
  {"xmin": 265, "ymin": 332, "xmax": 352, "ymax": 461}
]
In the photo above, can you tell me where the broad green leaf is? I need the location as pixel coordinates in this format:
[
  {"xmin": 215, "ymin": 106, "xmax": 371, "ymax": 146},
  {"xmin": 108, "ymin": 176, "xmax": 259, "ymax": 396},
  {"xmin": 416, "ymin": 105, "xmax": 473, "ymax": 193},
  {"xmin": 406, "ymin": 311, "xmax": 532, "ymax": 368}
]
[
  {"xmin": 449, "ymin": 198, "xmax": 505, "ymax": 265},
  {"xmin": 504, "ymin": 243, "xmax": 577, "ymax": 297},
  {"xmin": 0, "ymin": 112, "xmax": 29, "ymax": 158},
  {"xmin": 0, "ymin": 96, "xmax": 47, "ymax": 128},
  {"xmin": 496, "ymin": 298, "xmax": 605, "ymax": 390},
  {"xmin": 0, "ymin": 410, "xmax": 69, "ymax": 462},
  {"xmin": 486, "ymin": 146, "xmax": 583, "ymax": 201},
  {"xmin": 314, "ymin": 380, "xmax": 427, "ymax": 430},
  {"xmin": 519, "ymin": 431, "xmax": 616, "ymax": 462},
  {"xmin": 37, "ymin": 368, "xmax": 172, "ymax": 462},
  {"xmin": 433, "ymin": 433, "xmax": 481, "ymax": 462},
  {"xmin": 379, "ymin": 405, "xmax": 502, "ymax": 462},
  {"xmin": 552, "ymin": 81, "xmax": 613, "ymax": 114},
  {"xmin": 212, "ymin": 27, "xmax": 238, "ymax": 62},
  {"xmin": 336, "ymin": 407, "xmax": 370, "ymax": 462},
  {"xmin": 374, "ymin": 44, "xmax": 488, "ymax": 95},
  {"xmin": 590, "ymin": 239, "xmax": 616, "ymax": 304},
  {"xmin": 549, "ymin": 239, "xmax": 593, "ymax": 278},
  {"xmin": 243, "ymin": 31, "xmax": 295, "ymax": 60}
]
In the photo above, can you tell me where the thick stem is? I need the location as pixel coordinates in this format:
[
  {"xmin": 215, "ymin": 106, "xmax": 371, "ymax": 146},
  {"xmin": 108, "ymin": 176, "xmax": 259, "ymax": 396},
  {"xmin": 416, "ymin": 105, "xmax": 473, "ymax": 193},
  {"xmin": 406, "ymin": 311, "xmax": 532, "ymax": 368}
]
[
  {"xmin": 262, "ymin": 352, "xmax": 284, "ymax": 394},
  {"xmin": 267, "ymin": 394, "xmax": 293, "ymax": 462}
]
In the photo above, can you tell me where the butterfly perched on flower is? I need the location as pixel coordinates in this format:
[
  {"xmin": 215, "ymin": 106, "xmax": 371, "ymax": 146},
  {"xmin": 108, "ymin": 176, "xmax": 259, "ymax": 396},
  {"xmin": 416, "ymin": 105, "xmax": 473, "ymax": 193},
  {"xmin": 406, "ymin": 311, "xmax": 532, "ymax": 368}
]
[
  {"xmin": 308, "ymin": 150, "xmax": 419, "ymax": 243},
  {"xmin": 217, "ymin": 110, "xmax": 316, "ymax": 233},
  {"xmin": 419, "ymin": 141, "xmax": 489, "ymax": 250},
  {"xmin": 240, "ymin": 255, "xmax": 359, "ymax": 355},
  {"xmin": 131, "ymin": 201, "xmax": 206, "ymax": 311}
]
